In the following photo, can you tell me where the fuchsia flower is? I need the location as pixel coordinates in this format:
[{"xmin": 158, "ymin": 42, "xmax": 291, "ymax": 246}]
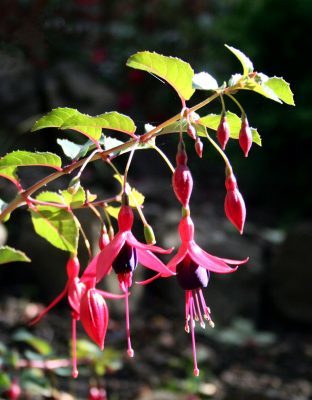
[
  {"xmin": 141, "ymin": 214, "xmax": 248, "ymax": 376},
  {"xmin": 86, "ymin": 204, "xmax": 174, "ymax": 357},
  {"xmin": 30, "ymin": 256, "xmax": 125, "ymax": 378}
]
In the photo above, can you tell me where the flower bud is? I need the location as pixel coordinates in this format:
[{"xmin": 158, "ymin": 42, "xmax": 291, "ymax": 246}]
[
  {"xmin": 173, "ymin": 143, "xmax": 193, "ymax": 207},
  {"xmin": 6, "ymin": 380, "xmax": 21, "ymax": 400},
  {"xmin": 118, "ymin": 205, "xmax": 134, "ymax": 231},
  {"xmin": 239, "ymin": 117, "xmax": 252, "ymax": 157},
  {"xmin": 66, "ymin": 256, "xmax": 80, "ymax": 280},
  {"xmin": 187, "ymin": 124, "xmax": 197, "ymax": 140},
  {"xmin": 172, "ymin": 164, "xmax": 193, "ymax": 207},
  {"xmin": 68, "ymin": 278, "xmax": 86, "ymax": 315},
  {"xmin": 144, "ymin": 224, "xmax": 156, "ymax": 244},
  {"xmin": 224, "ymin": 174, "xmax": 246, "ymax": 234},
  {"xmin": 195, "ymin": 138, "xmax": 203, "ymax": 158},
  {"xmin": 80, "ymin": 289, "xmax": 109, "ymax": 350},
  {"xmin": 68, "ymin": 176, "xmax": 81, "ymax": 195},
  {"xmin": 217, "ymin": 114, "xmax": 230, "ymax": 150},
  {"xmin": 98, "ymin": 229, "xmax": 110, "ymax": 250}
]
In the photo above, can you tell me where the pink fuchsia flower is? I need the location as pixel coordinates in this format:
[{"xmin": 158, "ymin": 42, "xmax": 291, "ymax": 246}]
[
  {"xmin": 30, "ymin": 256, "xmax": 125, "ymax": 378},
  {"xmin": 141, "ymin": 214, "xmax": 248, "ymax": 376},
  {"xmin": 86, "ymin": 204, "xmax": 174, "ymax": 357},
  {"xmin": 224, "ymin": 172, "xmax": 246, "ymax": 234}
]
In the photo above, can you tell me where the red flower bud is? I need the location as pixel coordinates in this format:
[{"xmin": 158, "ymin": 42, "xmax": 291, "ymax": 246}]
[
  {"xmin": 88, "ymin": 387, "xmax": 107, "ymax": 400},
  {"xmin": 6, "ymin": 380, "xmax": 21, "ymax": 400},
  {"xmin": 172, "ymin": 144, "xmax": 193, "ymax": 207},
  {"xmin": 172, "ymin": 165, "xmax": 193, "ymax": 207},
  {"xmin": 239, "ymin": 117, "xmax": 252, "ymax": 157},
  {"xmin": 98, "ymin": 230, "xmax": 110, "ymax": 250},
  {"xmin": 80, "ymin": 289, "xmax": 109, "ymax": 349},
  {"xmin": 187, "ymin": 124, "xmax": 197, "ymax": 140},
  {"xmin": 195, "ymin": 138, "xmax": 203, "ymax": 158},
  {"xmin": 66, "ymin": 256, "xmax": 80, "ymax": 280},
  {"xmin": 118, "ymin": 205, "xmax": 134, "ymax": 232},
  {"xmin": 224, "ymin": 174, "xmax": 246, "ymax": 234},
  {"xmin": 217, "ymin": 115, "xmax": 230, "ymax": 150}
]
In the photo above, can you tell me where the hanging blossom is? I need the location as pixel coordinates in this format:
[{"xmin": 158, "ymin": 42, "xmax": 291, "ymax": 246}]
[
  {"xmin": 30, "ymin": 256, "xmax": 125, "ymax": 378},
  {"xmin": 140, "ymin": 213, "xmax": 248, "ymax": 376},
  {"xmin": 86, "ymin": 203, "xmax": 174, "ymax": 357}
]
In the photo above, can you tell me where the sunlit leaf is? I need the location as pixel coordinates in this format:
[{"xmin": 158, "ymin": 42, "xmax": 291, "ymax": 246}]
[
  {"xmin": 192, "ymin": 72, "xmax": 219, "ymax": 90},
  {"xmin": 0, "ymin": 246, "xmax": 30, "ymax": 264},
  {"xmin": 127, "ymin": 51, "xmax": 195, "ymax": 100},
  {"xmin": 265, "ymin": 77, "xmax": 295, "ymax": 105},
  {"xmin": 0, "ymin": 151, "xmax": 62, "ymax": 171},
  {"xmin": 30, "ymin": 192, "xmax": 78, "ymax": 252},
  {"xmin": 198, "ymin": 111, "xmax": 261, "ymax": 146},
  {"xmin": 113, "ymin": 174, "xmax": 145, "ymax": 207},
  {"xmin": 61, "ymin": 111, "xmax": 136, "ymax": 140},
  {"xmin": 61, "ymin": 187, "xmax": 86, "ymax": 208},
  {"xmin": 106, "ymin": 206, "xmax": 120, "ymax": 219},
  {"xmin": 31, "ymin": 107, "xmax": 80, "ymax": 131},
  {"xmin": 32, "ymin": 108, "xmax": 136, "ymax": 141},
  {"xmin": 57, "ymin": 139, "xmax": 85, "ymax": 160},
  {"xmin": 225, "ymin": 44, "xmax": 254, "ymax": 76},
  {"xmin": 243, "ymin": 78, "xmax": 282, "ymax": 103},
  {"xmin": 0, "ymin": 199, "xmax": 10, "ymax": 222}
]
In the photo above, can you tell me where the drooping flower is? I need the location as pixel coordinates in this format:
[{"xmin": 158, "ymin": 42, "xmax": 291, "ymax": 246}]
[
  {"xmin": 140, "ymin": 214, "xmax": 248, "ymax": 376},
  {"xmin": 224, "ymin": 172, "xmax": 246, "ymax": 234},
  {"xmin": 86, "ymin": 203, "xmax": 174, "ymax": 357},
  {"xmin": 30, "ymin": 256, "xmax": 125, "ymax": 378}
]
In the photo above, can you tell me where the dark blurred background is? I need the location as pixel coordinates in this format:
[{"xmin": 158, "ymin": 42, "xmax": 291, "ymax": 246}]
[{"xmin": 0, "ymin": 1, "xmax": 311, "ymax": 399}]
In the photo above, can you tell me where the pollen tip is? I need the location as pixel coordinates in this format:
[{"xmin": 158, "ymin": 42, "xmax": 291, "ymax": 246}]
[
  {"xmin": 194, "ymin": 368, "xmax": 200, "ymax": 377},
  {"xmin": 72, "ymin": 369, "xmax": 79, "ymax": 379},
  {"xmin": 200, "ymin": 322, "xmax": 206, "ymax": 329},
  {"xmin": 127, "ymin": 348, "xmax": 134, "ymax": 358},
  {"xmin": 209, "ymin": 320, "xmax": 215, "ymax": 328}
]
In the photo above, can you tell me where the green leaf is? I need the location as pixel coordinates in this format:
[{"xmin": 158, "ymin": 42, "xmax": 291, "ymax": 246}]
[
  {"xmin": 243, "ymin": 77, "xmax": 282, "ymax": 103},
  {"xmin": 106, "ymin": 206, "xmax": 120, "ymax": 219},
  {"xmin": 127, "ymin": 51, "xmax": 195, "ymax": 100},
  {"xmin": 198, "ymin": 111, "xmax": 261, "ymax": 146},
  {"xmin": 32, "ymin": 108, "xmax": 136, "ymax": 141},
  {"xmin": 0, "ymin": 199, "xmax": 10, "ymax": 222},
  {"xmin": 13, "ymin": 330, "xmax": 52, "ymax": 356},
  {"xmin": 0, "ymin": 372, "xmax": 10, "ymax": 391},
  {"xmin": 61, "ymin": 187, "xmax": 86, "ymax": 208},
  {"xmin": 0, "ymin": 166, "xmax": 19, "ymax": 185},
  {"xmin": 0, "ymin": 151, "xmax": 62, "ymax": 171},
  {"xmin": 0, "ymin": 246, "xmax": 30, "ymax": 264},
  {"xmin": 225, "ymin": 44, "xmax": 254, "ymax": 76},
  {"xmin": 113, "ymin": 174, "xmax": 145, "ymax": 207},
  {"xmin": 31, "ymin": 107, "xmax": 80, "ymax": 131},
  {"xmin": 31, "ymin": 192, "xmax": 78, "ymax": 252},
  {"xmin": 265, "ymin": 77, "xmax": 295, "ymax": 105},
  {"xmin": 159, "ymin": 118, "xmax": 206, "ymax": 137},
  {"xmin": 57, "ymin": 139, "xmax": 85, "ymax": 160},
  {"xmin": 61, "ymin": 111, "xmax": 136, "ymax": 140},
  {"xmin": 192, "ymin": 72, "xmax": 219, "ymax": 90}
]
